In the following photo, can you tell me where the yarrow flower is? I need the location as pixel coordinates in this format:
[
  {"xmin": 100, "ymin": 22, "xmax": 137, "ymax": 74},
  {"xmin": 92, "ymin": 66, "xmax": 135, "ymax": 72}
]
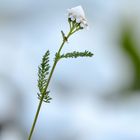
[
  {"xmin": 68, "ymin": 5, "xmax": 88, "ymax": 28},
  {"xmin": 28, "ymin": 5, "xmax": 93, "ymax": 140}
]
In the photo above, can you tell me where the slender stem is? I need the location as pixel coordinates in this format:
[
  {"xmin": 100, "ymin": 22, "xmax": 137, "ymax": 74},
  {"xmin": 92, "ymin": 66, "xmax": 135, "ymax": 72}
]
[
  {"xmin": 28, "ymin": 94, "xmax": 44, "ymax": 140},
  {"xmin": 28, "ymin": 29, "xmax": 73, "ymax": 140}
]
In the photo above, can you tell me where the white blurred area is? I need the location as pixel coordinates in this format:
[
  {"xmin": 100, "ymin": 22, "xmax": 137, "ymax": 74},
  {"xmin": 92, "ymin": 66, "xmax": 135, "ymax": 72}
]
[{"xmin": 0, "ymin": 0, "xmax": 140, "ymax": 140}]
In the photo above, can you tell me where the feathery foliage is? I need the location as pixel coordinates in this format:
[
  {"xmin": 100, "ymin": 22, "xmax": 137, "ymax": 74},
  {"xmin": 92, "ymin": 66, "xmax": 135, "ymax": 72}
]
[
  {"xmin": 38, "ymin": 50, "xmax": 52, "ymax": 103},
  {"xmin": 60, "ymin": 50, "xmax": 93, "ymax": 59}
]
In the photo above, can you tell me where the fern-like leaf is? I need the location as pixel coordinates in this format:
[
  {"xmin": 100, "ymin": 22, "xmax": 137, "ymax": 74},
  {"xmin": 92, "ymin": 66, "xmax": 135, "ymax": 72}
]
[
  {"xmin": 37, "ymin": 91, "xmax": 52, "ymax": 103},
  {"xmin": 38, "ymin": 50, "xmax": 51, "ymax": 103},
  {"xmin": 60, "ymin": 50, "xmax": 93, "ymax": 59}
]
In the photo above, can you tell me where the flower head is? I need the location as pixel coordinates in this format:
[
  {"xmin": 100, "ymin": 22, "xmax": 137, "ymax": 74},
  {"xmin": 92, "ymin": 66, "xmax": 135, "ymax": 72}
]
[{"xmin": 68, "ymin": 5, "xmax": 88, "ymax": 28}]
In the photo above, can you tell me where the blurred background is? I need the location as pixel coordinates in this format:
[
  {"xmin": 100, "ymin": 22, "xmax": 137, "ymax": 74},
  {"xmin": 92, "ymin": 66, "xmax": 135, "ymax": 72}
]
[{"xmin": 0, "ymin": 0, "xmax": 140, "ymax": 140}]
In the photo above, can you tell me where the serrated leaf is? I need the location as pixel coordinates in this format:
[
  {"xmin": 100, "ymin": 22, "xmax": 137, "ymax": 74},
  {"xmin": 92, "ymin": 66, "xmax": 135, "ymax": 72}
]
[
  {"xmin": 37, "ymin": 50, "xmax": 52, "ymax": 103},
  {"xmin": 60, "ymin": 50, "xmax": 93, "ymax": 59}
]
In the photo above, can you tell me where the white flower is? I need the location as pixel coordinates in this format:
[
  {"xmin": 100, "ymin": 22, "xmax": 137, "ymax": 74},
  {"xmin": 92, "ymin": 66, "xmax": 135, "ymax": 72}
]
[{"xmin": 68, "ymin": 5, "xmax": 88, "ymax": 28}]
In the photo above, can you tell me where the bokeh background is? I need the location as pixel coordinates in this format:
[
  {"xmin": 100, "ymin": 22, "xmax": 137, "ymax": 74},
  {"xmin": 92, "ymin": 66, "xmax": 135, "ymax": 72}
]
[{"xmin": 0, "ymin": 0, "xmax": 140, "ymax": 140}]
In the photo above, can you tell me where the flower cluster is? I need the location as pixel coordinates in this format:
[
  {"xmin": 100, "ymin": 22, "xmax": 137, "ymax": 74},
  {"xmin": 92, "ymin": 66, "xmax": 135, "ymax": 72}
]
[{"xmin": 68, "ymin": 5, "xmax": 88, "ymax": 29}]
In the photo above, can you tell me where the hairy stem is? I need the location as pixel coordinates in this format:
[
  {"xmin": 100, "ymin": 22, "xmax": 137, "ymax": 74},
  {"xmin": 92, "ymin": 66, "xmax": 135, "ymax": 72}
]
[{"xmin": 28, "ymin": 29, "xmax": 73, "ymax": 140}]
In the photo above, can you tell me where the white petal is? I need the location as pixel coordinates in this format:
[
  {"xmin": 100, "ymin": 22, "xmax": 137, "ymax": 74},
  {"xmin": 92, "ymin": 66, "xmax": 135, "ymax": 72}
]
[
  {"xmin": 71, "ymin": 16, "xmax": 75, "ymax": 21},
  {"xmin": 70, "ymin": 6, "xmax": 86, "ymax": 19},
  {"xmin": 76, "ymin": 17, "xmax": 82, "ymax": 23},
  {"xmin": 82, "ymin": 20, "xmax": 87, "ymax": 24},
  {"xmin": 80, "ymin": 23, "xmax": 85, "ymax": 28}
]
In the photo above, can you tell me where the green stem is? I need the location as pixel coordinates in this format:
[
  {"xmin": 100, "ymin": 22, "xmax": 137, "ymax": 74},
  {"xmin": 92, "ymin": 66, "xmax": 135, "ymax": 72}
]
[{"xmin": 28, "ymin": 29, "xmax": 73, "ymax": 140}]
